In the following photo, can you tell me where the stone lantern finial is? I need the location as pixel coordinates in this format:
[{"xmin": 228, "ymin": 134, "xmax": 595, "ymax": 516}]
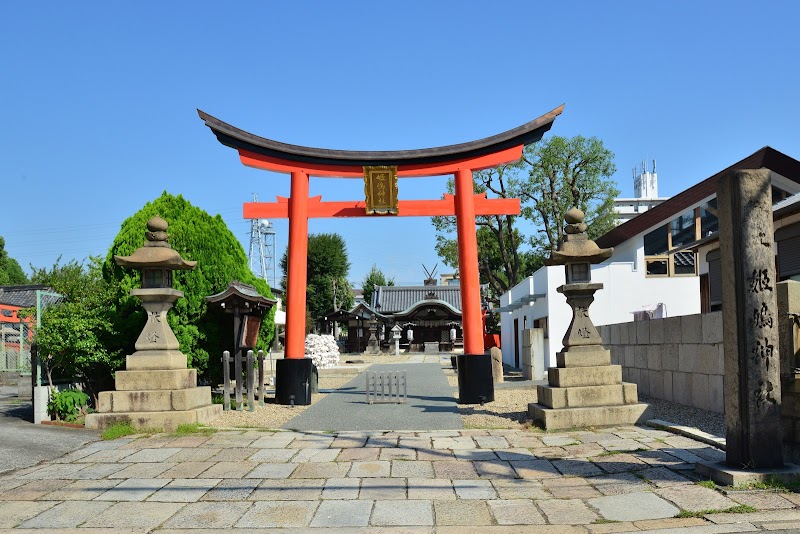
[{"xmin": 144, "ymin": 215, "xmax": 169, "ymax": 247}]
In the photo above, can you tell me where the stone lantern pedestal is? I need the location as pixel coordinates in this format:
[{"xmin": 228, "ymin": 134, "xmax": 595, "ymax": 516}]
[
  {"xmin": 86, "ymin": 216, "xmax": 221, "ymax": 431},
  {"xmin": 528, "ymin": 208, "xmax": 651, "ymax": 429}
]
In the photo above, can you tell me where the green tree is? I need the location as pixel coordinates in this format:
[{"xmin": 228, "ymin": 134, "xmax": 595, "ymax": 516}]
[
  {"xmin": 361, "ymin": 264, "xmax": 395, "ymax": 307},
  {"xmin": 31, "ymin": 257, "xmax": 120, "ymax": 402},
  {"xmin": 104, "ymin": 192, "xmax": 275, "ymax": 381},
  {"xmin": 0, "ymin": 236, "xmax": 27, "ymax": 285},
  {"xmin": 432, "ymin": 135, "xmax": 618, "ymax": 296},
  {"xmin": 280, "ymin": 233, "xmax": 353, "ymax": 326},
  {"xmin": 514, "ymin": 135, "xmax": 619, "ymax": 252},
  {"xmin": 432, "ymin": 166, "xmax": 539, "ymax": 297}
]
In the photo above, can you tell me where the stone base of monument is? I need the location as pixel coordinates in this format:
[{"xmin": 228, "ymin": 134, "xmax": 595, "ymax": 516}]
[
  {"xmin": 696, "ymin": 460, "xmax": 800, "ymax": 486},
  {"xmin": 528, "ymin": 348, "xmax": 651, "ymax": 430},
  {"xmin": 457, "ymin": 354, "xmax": 495, "ymax": 404},
  {"xmin": 86, "ymin": 363, "xmax": 221, "ymax": 432}
]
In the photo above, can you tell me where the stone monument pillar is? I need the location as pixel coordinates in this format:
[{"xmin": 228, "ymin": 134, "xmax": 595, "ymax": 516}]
[
  {"xmin": 528, "ymin": 208, "xmax": 651, "ymax": 429},
  {"xmin": 697, "ymin": 169, "xmax": 800, "ymax": 485},
  {"xmin": 720, "ymin": 169, "xmax": 783, "ymax": 468},
  {"xmin": 86, "ymin": 216, "xmax": 222, "ymax": 431}
]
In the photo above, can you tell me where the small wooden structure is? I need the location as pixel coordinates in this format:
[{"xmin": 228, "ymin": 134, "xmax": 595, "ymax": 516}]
[
  {"xmin": 206, "ymin": 281, "xmax": 276, "ymax": 411},
  {"xmin": 221, "ymin": 349, "xmax": 266, "ymax": 411},
  {"xmin": 365, "ymin": 370, "xmax": 407, "ymax": 404}
]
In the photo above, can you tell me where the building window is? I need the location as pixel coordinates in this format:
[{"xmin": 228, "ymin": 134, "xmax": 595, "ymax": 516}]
[
  {"xmin": 700, "ymin": 199, "xmax": 718, "ymax": 237},
  {"xmin": 644, "ymin": 208, "xmax": 702, "ymax": 277},
  {"xmin": 646, "ymin": 258, "xmax": 669, "ymax": 276}
]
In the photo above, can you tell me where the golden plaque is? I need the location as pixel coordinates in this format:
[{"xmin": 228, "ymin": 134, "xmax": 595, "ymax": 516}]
[{"xmin": 363, "ymin": 165, "xmax": 398, "ymax": 215}]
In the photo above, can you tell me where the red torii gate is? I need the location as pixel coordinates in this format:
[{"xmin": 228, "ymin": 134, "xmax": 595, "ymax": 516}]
[{"xmin": 199, "ymin": 105, "xmax": 563, "ymax": 404}]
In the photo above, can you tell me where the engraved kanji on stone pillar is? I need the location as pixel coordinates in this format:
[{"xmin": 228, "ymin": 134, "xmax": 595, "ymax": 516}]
[{"xmin": 718, "ymin": 169, "xmax": 784, "ymax": 469}]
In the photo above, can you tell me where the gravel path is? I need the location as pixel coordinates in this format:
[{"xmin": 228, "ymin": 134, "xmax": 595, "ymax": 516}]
[
  {"xmin": 639, "ymin": 395, "xmax": 725, "ymax": 437},
  {"xmin": 446, "ymin": 370, "xmax": 726, "ymax": 436}
]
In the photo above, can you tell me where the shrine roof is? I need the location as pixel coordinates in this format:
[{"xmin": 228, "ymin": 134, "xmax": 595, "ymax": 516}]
[
  {"xmin": 0, "ymin": 285, "xmax": 60, "ymax": 308},
  {"xmin": 197, "ymin": 105, "xmax": 564, "ymax": 167},
  {"xmin": 205, "ymin": 280, "xmax": 277, "ymax": 310},
  {"xmin": 372, "ymin": 285, "xmax": 461, "ymax": 314}
]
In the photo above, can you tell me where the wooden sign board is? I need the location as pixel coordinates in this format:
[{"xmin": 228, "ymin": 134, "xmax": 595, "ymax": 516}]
[
  {"xmin": 240, "ymin": 315, "xmax": 262, "ymax": 349},
  {"xmin": 363, "ymin": 166, "xmax": 398, "ymax": 215}
]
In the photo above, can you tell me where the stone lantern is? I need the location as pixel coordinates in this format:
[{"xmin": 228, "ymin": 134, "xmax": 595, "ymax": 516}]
[
  {"xmin": 365, "ymin": 316, "xmax": 381, "ymax": 355},
  {"xmin": 86, "ymin": 216, "xmax": 222, "ymax": 431},
  {"xmin": 391, "ymin": 323, "xmax": 402, "ymax": 356},
  {"xmin": 528, "ymin": 207, "xmax": 650, "ymax": 429}
]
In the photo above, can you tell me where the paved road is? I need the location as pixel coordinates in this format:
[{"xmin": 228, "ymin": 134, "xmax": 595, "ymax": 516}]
[
  {"xmin": 286, "ymin": 362, "xmax": 463, "ymax": 431},
  {"xmin": 0, "ymin": 390, "xmax": 99, "ymax": 475},
  {"xmin": 2, "ymin": 425, "xmax": 796, "ymax": 532}
]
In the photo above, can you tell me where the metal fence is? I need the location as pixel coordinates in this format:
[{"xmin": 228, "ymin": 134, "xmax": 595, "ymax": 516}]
[{"xmin": 0, "ymin": 322, "xmax": 31, "ymax": 373}]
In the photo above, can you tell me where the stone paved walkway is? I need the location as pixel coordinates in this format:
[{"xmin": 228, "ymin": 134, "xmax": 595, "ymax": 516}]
[
  {"xmin": 287, "ymin": 362, "xmax": 462, "ymax": 431},
  {"xmin": 2, "ymin": 426, "xmax": 799, "ymax": 532}
]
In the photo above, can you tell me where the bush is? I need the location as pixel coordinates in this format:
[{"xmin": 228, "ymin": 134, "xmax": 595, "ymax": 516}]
[{"xmin": 48, "ymin": 388, "xmax": 90, "ymax": 422}]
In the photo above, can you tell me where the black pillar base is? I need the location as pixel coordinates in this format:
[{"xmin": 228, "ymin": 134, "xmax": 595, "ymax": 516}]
[
  {"xmin": 275, "ymin": 358, "xmax": 313, "ymax": 406},
  {"xmin": 457, "ymin": 354, "xmax": 495, "ymax": 404}
]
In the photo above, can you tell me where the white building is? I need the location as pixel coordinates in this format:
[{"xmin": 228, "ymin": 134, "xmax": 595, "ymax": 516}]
[
  {"xmin": 499, "ymin": 147, "xmax": 800, "ymax": 376},
  {"xmin": 612, "ymin": 160, "xmax": 669, "ymax": 225}
]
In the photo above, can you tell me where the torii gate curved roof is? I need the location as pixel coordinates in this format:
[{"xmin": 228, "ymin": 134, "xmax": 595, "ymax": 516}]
[{"xmin": 197, "ymin": 105, "xmax": 564, "ymax": 173}]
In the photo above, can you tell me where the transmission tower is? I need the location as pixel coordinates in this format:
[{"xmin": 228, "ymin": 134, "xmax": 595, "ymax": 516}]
[{"xmin": 248, "ymin": 193, "xmax": 277, "ymax": 288}]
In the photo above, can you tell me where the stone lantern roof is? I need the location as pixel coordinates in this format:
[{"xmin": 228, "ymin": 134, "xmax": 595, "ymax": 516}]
[
  {"xmin": 545, "ymin": 207, "xmax": 613, "ymax": 266},
  {"xmin": 114, "ymin": 215, "xmax": 197, "ymax": 271}
]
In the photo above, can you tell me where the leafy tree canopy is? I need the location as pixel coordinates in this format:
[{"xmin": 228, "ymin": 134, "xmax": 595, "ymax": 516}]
[
  {"xmin": 104, "ymin": 192, "xmax": 275, "ymax": 379},
  {"xmin": 0, "ymin": 236, "xmax": 28, "ymax": 285},
  {"xmin": 31, "ymin": 257, "xmax": 120, "ymax": 402},
  {"xmin": 514, "ymin": 135, "xmax": 619, "ymax": 252},
  {"xmin": 280, "ymin": 233, "xmax": 353, "ymax": 326},
  {"xmin": 361, "ymin": 264, "xmax": 395, "ymax": 307},
  {"xmin": 432, "ymin": 135, "xmax": 618, "ymax": 297}
]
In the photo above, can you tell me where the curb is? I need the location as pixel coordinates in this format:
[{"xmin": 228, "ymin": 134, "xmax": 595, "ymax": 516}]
[{"xmin": 647, "ymin": 418, "xmax": 726, "ymax": 450}]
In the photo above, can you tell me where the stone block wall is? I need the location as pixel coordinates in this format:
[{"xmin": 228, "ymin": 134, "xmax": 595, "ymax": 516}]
[{"xmin": 597, "ymin": 311, "xmax": 725, "ymax": 414}]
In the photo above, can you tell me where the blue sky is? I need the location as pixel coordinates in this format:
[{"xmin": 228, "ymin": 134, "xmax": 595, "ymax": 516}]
[{"xmin": 2, "ymin": 1, "xmax": 798, "ymax": 288}]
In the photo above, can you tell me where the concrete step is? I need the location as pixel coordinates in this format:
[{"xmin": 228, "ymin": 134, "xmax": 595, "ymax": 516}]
[
  {"xmin": 115, "ymin": 369, "xmax": 197, "ymax": 391},
  {"xmin": 97, "ymin": 386, "xmax": 212, "ymax": 413},
  {"xmin": 529, "ymin": 401, "xmax": 652, "ymax": 430},
  {"xmin": 556, "ymin": 349, "xmax": 611, "ymax": 368},
  {"xmin": 547, "ymin": 365, "xmax": 622, "ymax": 387},
  {"xmin": 85, "ymin": 403, "xmax": 222, "ymax": 432},
  {"xmin": 537, "ymin": 384, "xmax": 625, "ymax": 409}
]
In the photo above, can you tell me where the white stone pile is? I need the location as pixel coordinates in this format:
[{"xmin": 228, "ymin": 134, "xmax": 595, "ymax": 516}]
[{"xmin": 305, "ymin": 334, "xmax": 340, "ymax": 369}]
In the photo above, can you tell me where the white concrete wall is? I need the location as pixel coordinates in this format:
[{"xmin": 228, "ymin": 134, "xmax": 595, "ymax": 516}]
[{"xmin": 500, "ymin": 255, "xmax": 701, "ymax": 374}]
